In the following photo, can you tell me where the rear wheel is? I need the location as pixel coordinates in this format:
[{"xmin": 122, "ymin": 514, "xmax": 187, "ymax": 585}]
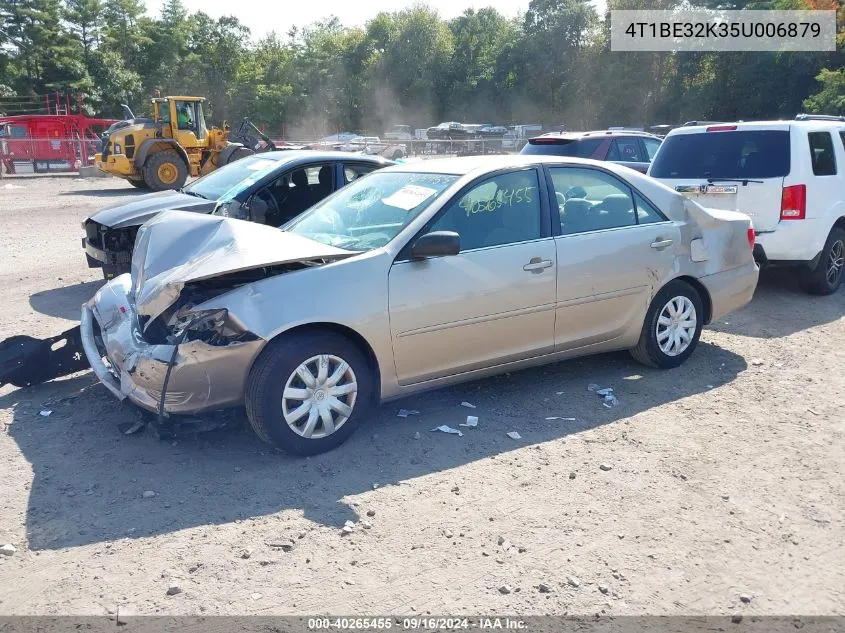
[
  {"xmin": 143, "ymin": 150, "xmax": 188, "ymax": 191},
  {"xmin": 630, "ymin": 280, "xmax": 704, "ymax": 369},
  {"xmin": 799, "ymin": 227, "xmax": 845, "ymax": 295},
  {"xmin": 127, "ymin": 179, "xmax": 148, "ymax": 189},
  {"xmin": 245, "ymin": 332, "xmax": 373, "ymax": 456}
]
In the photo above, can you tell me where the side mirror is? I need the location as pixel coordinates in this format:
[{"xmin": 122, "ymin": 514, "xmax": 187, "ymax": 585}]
[{"xmin": 410, "ymin": 231, "xmax": 461, "ymax": 259}]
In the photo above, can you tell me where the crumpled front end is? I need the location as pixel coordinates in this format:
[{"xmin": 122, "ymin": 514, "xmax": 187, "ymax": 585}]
[{"xmin": 80, "ymin": 274, "xmax": 264, "ymax": 415}]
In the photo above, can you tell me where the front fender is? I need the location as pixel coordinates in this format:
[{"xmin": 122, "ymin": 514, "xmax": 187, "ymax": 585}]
[{"xmin": 136, "ymin": 139, "xmax": 190, "ymax": 168}]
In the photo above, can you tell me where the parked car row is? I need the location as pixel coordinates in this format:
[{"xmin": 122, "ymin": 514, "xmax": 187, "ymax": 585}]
[{"xmin": 80, "ymin": 149, "xmax": 763, "ymax": 456}]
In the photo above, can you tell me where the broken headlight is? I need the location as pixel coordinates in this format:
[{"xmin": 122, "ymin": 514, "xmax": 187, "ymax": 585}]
[{"xmin": 167, "ymin": 307, "xmax": 254, "ymax": 346}]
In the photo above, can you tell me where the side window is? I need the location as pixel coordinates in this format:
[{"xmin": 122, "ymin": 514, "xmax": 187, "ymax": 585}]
[
  {"xmin": 608, "ymin": 137, "xmax": 646, "ymax": 162},
  {"xmin": 643, "ymin": 138, "xmax": 662, "ymax": 160},
  {"xmin": 9, "ymin": 125, "xmax": 27, "ymax": 138},
  {"xmin": 344, "ymin": 163, "xmax": 379, "ymax": 184},
  {"xmin": 634, "ymin": 192, "xmax": 667, "ymax": 224},
  {"xmin": 808, "ymin": 132, "xmax": 837, "ymax": 176},
  {"xmin": 549, "ymin": 167, "xmax": 636, "ymax": 235},
  {"xmin": 428, "ymin": 169, "xmax": 542, "ymax": 251}
]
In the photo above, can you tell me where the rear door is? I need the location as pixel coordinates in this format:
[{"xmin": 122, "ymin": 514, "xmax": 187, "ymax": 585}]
[
  {"xmin": 607, "ymin": 136, "xmax": 650, "ymax": 173},
  {"xmin": 649, "ymin": 126, "xmax": 790, "ymax": 232}
]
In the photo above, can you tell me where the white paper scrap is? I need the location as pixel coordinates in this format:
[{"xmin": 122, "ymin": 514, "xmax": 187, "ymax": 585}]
[{"xmin": 431, "ymin": 425, "xmax": 464, "ymax": 437}]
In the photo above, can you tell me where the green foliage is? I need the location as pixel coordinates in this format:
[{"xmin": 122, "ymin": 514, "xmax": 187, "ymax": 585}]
[{"xmin": 0, "ymin": 0, "xmax": 841, "ymax": 133}]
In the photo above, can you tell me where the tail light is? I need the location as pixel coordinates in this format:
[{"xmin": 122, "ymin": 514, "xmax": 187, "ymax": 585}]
[
  {"xmin": 706, "ymin": 125, "xmax": 737, "ymax": 132},
  {"xmin": 780, "ymin": 184, "xmax": 806, "ymax": 220},
  {"xmin": 747, "ymin": 227, "xmax": 755, "ymax": 250}
]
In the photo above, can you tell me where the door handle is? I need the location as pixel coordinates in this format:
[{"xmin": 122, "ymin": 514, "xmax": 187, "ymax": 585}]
[
  {"xmin": 523, "ymin": 258, "xmax": 553, "ymax": 272},
  {"xmin": 650, "ymin": 238, "xmax": 673, "ymax": 249}
]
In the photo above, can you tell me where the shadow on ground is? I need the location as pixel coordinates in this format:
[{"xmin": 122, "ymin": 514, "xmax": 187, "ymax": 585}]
[
  {"xmin": 4, "ymin": 279, "xmax": 841, "ymax": 551},
  {"xmin": 29, "ymin": 281, "xmax": 103, "ymax": 321},
  {"xmin": 59, "ymin": 187, "xmax": 143, "ymax": 197},
  {"xmin": 710, "ymin": 267, "xmax": 845, "ymax": 339},
  {"xmin": 3, "ymin": 337, "xmax": 745, "ymax": 551}
]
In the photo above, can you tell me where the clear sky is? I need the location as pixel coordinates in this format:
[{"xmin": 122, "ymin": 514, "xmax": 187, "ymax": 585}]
[{"xmin": 144, "ymin": 0, "xmax": 608, "ymax": 39}]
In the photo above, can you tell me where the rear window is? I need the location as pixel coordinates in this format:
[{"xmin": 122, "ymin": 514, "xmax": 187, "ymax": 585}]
[
  {"xmin": 521, "ymin": 138, "xmax": 603, "ymax": 157},
  {"xmin": 650, "ymin": 130, "xmax": 790, "ymax": 179}
]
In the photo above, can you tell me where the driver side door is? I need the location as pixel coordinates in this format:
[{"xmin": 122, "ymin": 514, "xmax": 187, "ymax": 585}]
[{"xmin": 388, "ymin": 168, "xmax": 557, "ymax": 385}]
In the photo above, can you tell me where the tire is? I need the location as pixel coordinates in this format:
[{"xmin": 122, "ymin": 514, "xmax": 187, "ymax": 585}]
[
  {"xmin": 102, "ymin": 264, "xmax": 129, "ymax": 280},
  {"xmin": 245, "ymin": 331, "xmax": 374, "ymax": 456},
  {"xmin": 223, "ymin": 147, "xmax": 254, "ymax": 166},
  {"xmin": 799, "ymin": 227, "xmax": 845, "ymax": 295},
  {"xmin": 630, "ymin": 280, "xmax": 704, "ymax": 369},
  {"xmin": 128, "ymin": 179, "xmax": 148, "ymax": 189},
  {"xmin": 143, "ymin": 150, "xmax": 188, "ymax": 191}
]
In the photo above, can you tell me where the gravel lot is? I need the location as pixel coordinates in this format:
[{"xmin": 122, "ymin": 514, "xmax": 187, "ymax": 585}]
[{"xmin": 0, "ymin": 176, "xmax": 843, "ymax": 616}]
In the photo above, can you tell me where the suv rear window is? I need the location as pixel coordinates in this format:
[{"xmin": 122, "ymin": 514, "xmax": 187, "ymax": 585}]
[
  {"xmin": 521, "ymin": 137, "xmax": 603, "ymax": 157},
  {"xmin": 650, "ymin": 130, "xmax": 790, "ymax": 179}
]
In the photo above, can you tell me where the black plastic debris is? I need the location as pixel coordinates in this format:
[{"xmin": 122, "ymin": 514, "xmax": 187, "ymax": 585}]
[{"xmin": 0, "ymin": 326, "xmax": 90, "ymax": 388}]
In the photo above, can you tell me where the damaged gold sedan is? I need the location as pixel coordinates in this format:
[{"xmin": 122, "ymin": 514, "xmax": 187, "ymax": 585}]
[{"xmin": 80, "ymin": 156, "xmax": 759, "ymax": 455}]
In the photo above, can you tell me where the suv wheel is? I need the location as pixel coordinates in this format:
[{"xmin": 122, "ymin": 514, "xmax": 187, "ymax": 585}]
[{"xmin": 799, "ymin": 227, "xmax": 845, "ymax": 295}]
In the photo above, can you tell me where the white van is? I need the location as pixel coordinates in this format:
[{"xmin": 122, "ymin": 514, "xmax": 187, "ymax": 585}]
[{"xmin": 649, "ymin": 116, "xmax": 845, "ymax": 294}]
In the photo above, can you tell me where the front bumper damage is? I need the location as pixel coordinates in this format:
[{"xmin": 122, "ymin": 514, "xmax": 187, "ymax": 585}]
[{"xmin": 80, "ymin": 275, "xmax": 263, "ymax": 416}]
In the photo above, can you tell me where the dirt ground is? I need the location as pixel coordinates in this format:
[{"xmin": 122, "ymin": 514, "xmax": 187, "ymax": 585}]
[{"xmin": 0, "ymin": 176, "xmax": 842, "ymax": 617}]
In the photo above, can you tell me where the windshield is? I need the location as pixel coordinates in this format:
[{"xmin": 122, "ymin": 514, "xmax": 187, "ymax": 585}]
[
  {"xmin": 650, "ymin": 130, "xmax": 790, "ymax": 179},
  {"xmin": 521, "ymin": 138, "xmax": 603, "ymax": 157},
  {"xmin": 285, "ymin": 171, "xmax": 459, "ymax": 251},
  {"xmin": 183, "ymin": 154, "xmax": 285, "ymax": 200}
]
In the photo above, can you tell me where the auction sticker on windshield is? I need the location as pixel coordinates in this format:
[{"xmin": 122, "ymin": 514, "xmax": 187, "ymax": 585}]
[{"xmin": 382, "ymin": 184, "xmax": 438, "ymax": 211}]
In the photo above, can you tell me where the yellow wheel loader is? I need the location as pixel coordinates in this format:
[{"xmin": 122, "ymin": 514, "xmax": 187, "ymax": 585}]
[{"xmin": 95, "ymin": 96, "xmax": 276, "ymax": 191}]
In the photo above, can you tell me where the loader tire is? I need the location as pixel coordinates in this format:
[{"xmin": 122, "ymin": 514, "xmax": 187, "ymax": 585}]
[
  {"xmin": 128, "ymin": 178, "xmax": 148, "ymax": 189},
  {"xmin": 143, "ymin": 151, "xmax": 188, "ymax": 191},
  {"xmin": 223, "ymin": 147, "xmax": 254, "ymax": 166}
]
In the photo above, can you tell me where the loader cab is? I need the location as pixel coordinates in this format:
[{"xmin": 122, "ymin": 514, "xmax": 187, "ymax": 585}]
[{"xmin": 152, "ymin": 97, "xmax": 208, "ymax": 145}]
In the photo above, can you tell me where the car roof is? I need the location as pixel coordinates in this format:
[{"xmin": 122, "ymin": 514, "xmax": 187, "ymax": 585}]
[
  {"xmin": 666, "ymin": 120, "xmax": 845, "ymax": 136},
  {"xmin": 530, "ymin": 130, "xmax": 661, "ymax": 141},
  {"xmin": 387, "ymin": 154, "xmax": 636, "ymax": 176},
  {"xmin": 253, "ymin": 150, "xmax": 392, "ymax": 167}
]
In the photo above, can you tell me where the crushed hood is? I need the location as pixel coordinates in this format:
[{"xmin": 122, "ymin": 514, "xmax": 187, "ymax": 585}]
[
  {"xmin": 131, "ymin": 210, "xmax": 354, "ymax": 323},
  {"xmin": 88, "ymin": 190, "xmax": 215, "ymax": 229}
]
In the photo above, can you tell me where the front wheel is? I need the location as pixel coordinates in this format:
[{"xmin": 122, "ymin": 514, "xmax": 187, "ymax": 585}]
[
  {"xmin": 245, "ymin": 332, "xmax": 373, "ymax": 456},
  {"xmin": 630, "ymin": 280, "xmax": 704, "ymax": 369},
  {"xmin": 143, "ymin": 151, "xmax": 188, "ymax": 191},
  {"xmin": 799, "ymin": 227, "xmax": 845, "ymax": 295}
]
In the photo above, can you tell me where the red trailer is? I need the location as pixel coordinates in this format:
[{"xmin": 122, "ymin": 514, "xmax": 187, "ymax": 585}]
[{"xmin": 0, "ymin": 93, "xmax": 117, "ymax": 174}]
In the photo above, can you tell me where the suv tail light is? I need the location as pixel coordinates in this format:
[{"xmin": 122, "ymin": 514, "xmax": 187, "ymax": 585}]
[
  {"xmin": 706, "ymin": 125, "xmax": 737, "ymax": 132},
  {"xmin": 781, "ymin": 184, "xmax": 806, "ymax": 220},
  {"xmin": 747, "ymin": 227, "xmax": 755, "ymax": 250}
]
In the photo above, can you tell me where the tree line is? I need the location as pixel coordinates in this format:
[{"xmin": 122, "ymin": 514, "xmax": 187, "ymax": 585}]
[{"xmin": 0, "ymin": 0, "xmax": 842, "ymax": 138}]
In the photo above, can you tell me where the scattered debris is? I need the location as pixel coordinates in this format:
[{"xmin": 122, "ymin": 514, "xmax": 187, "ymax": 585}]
[
  {"xmin": 498, "ymin": 585, "xmax": 512, "ymax": 595},
  {"xmin": 506, "ymin": 431, "xmax": 522, "ymax": 440},
  {"xmin": 546, "ymin": 416, "xmax": 576, "ymax": 421},
  {"xmin": 431, "ymin": 425, "xmax": 463, "ymax": 437},
  {"xmin": 567, "ymin": 576, "xmax": 581, "ymax": 588},
  {"xmin": 267, "ymin": 539, "xmax": 295, "ymax": 552},
  {"xmin": 413, "ymin": 432, "xmax": 421, "ymax": 440},
  {"xmin": 739, "ymin": 594, "xmax": 752, "ymax": 604},
  {"xmin": 0, "ymin": 544, "xmax": 16, "ymax": 556},
  {"xmin": 599, "ymin": 584, "xmax": 609, "ymax": 594},
  {"xmin": 142, "ymin": 490, "xmax": 156, "ymax": 499},
  {"xmin": 599, "ymin": 464, "xmax": 612, "ymax": 472},
  {"xmin": 367, "ymin": 510, "xmax": 376, "ymax": 517},
  {"xmin": 166, "ymin": 585, "xmax": 182, "ymax": 596},
  {"xmin": 39, "ymin": 410, "xmax": 52, "ymax": 417},
  {"xmin": 341, "ymin": 521, "xmax": 355, "ymax": 536},
  {"xmin": 460, "ymin": 416, "xmax": 478, "ymax": 428},
  {"xmin": 461, "ymin": 402, "xmax": 476, "ymax": 409},
  {"xmin": 569, "ymin": 472, "xmax": 577, "ymax": 480},
  {"xmin": 589, "ymin": 385, "xmax": 619, "ymax": 407},
  {"xmin": 239, "ymin": 549, "xmax": 252, "ymax": 559},
  {"xmin": 807, "ymin": 409, "xmax": 820, "ymax": 416},
  {"xmin": 122, "ymin": 419, "xmax": 146, "ymax": 435},
  {"xmin": 397, "ymin": 409, "xmax": 420, "ymax": 418},
  {"xmin": 538, "ymin": 583, "xmax": 552, "ymax": 593},
  {"xmin": 362, "ymin": 521, "xmax": 373, "ymax": 530},
  {"xmin": 444, "ymin": 529, "xmax": 454, "ymax": 538},
  {"xmin": 751, "ymin": 359, "xmax": 764, "ymax": 366}
]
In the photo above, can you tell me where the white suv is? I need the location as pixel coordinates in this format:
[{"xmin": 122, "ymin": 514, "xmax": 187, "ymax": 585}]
[{"xmin": 649, "ymin": 116, "xmax": 845, "ymax": 294}]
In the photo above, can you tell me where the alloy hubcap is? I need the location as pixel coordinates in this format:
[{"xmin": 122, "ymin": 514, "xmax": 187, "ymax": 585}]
[
  {"xmin": 826, "ymin": 240, "xmax": 844, "ymax": 286},
  {"xmin": 282, "ymin": 354, "xmax": 358, "ymax": 439},
  {"xmin": 656, "ymin": 296, "xmax": 697, "ymax": 357}
]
